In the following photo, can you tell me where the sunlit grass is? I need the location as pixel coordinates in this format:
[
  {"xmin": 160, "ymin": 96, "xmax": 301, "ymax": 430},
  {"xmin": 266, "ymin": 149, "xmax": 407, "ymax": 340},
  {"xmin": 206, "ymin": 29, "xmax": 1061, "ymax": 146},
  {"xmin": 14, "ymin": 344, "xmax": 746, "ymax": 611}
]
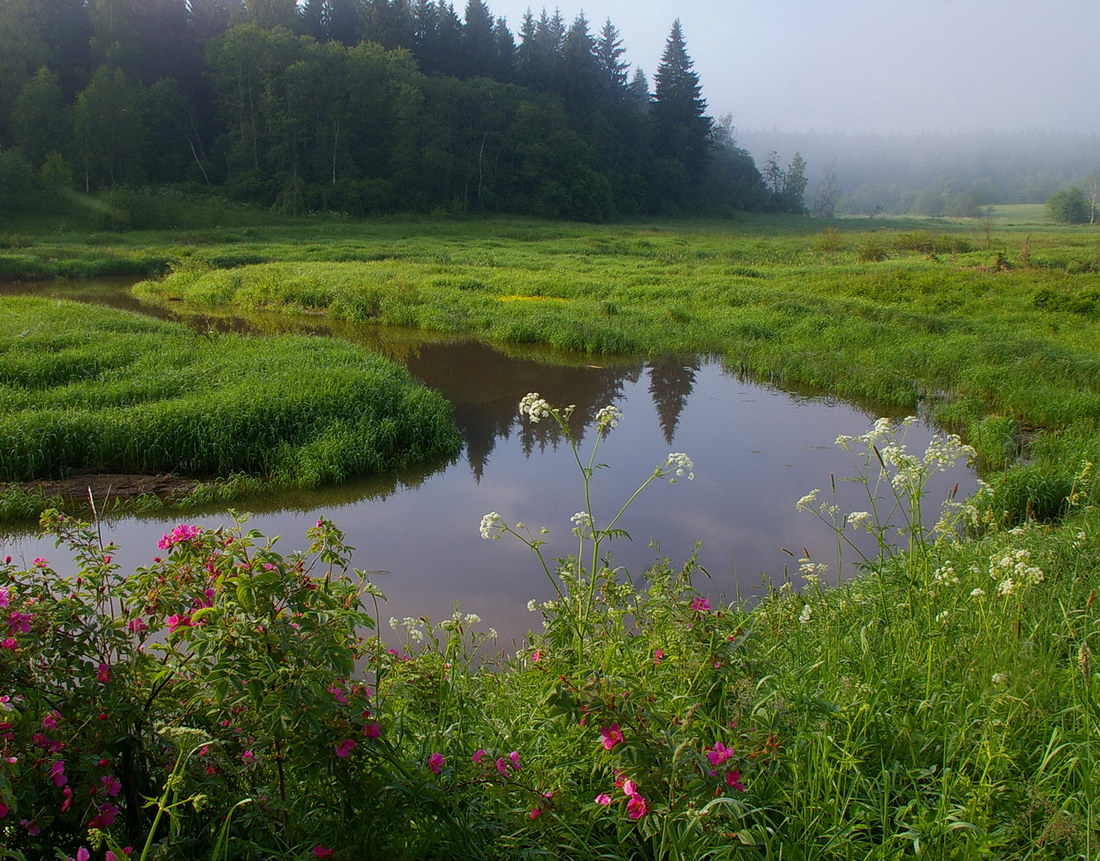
[
  {"xmin": 1, "ymin": 210, "xmax": 1098, "ymax": 856},
  {"xmin": 0, "ymin": 296, "xmax": 460, "ymax": 494},
  {"xmin": 112, "ymin": 216, "xmax": 1100, "ymax": 518}
]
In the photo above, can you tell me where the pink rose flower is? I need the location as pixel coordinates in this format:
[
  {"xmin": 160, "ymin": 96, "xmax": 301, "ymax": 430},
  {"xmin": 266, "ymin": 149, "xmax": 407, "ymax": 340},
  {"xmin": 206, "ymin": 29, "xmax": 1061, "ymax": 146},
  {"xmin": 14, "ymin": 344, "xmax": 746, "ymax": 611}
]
[
  {"xmin": 626, "ymin": 793, "xmax": 647, "ymax": 819},
  {"xmin": 599, "ymin": 723, "xmax": 624, "ymax": 751}
]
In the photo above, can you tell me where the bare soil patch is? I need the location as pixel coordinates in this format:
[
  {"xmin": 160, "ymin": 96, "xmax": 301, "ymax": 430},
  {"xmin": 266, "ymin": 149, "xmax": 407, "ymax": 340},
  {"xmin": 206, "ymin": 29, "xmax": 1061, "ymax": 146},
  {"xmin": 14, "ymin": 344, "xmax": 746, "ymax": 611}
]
[{"xmin": 20, "ymin": 473, "xmax": 198, "ymax": 504}]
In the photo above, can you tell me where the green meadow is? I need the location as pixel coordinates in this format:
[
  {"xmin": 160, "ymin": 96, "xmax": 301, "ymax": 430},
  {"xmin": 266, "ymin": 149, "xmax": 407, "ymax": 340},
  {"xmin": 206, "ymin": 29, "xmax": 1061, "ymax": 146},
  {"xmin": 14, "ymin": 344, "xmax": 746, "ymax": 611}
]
[
  {"xmin": 0, "ymin": 295, "xmax": 460, "ymax": 516},
  {"xmin": 117, "ymin": 211, "xmax": 1100, "ymax": 516},
  {"xmin": 1, "ymin": 206, "xmax": 1098, "ymax": 858}
]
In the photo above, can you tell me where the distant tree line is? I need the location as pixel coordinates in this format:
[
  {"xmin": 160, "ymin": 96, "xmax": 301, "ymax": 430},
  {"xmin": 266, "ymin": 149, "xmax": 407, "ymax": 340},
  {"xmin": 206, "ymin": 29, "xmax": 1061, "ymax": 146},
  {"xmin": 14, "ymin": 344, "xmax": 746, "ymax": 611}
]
[
  {"xmin": 738, "ymin": 128, "xmax": 1100, "ymax": 219},
  {"xmin": 0, "ymin": 0, "xmax": 804, "ymax": 221}
]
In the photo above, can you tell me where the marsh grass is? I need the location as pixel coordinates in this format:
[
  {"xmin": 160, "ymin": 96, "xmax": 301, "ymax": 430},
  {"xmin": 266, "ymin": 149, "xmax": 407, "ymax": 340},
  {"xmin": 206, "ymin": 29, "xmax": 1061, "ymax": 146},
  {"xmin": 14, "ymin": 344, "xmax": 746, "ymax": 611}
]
[
  {"xmin": 0, "ymin": 297, "xmax": 460, "ymax": 498},
  {"xmin": 113, "ymin": 215, "xmax": 1100, "ymax": 518}
]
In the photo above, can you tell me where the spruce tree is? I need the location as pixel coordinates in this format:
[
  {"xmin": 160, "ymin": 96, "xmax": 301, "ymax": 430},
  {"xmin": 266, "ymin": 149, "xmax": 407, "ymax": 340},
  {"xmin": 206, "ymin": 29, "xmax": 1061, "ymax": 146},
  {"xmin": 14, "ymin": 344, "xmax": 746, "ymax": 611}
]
[
  {"xmin": 595, "ymin": 18, "xmax": 627, "ymax": 97},
  {"xmin": 490, "ymin": 16, "xmax": 515, "ymax": 81},
  {"xmin": 652, "ymin": 19, "xmax": 711, "ymax": 185},
  {"xmin": 626, "ymin": 67, "xmax": 650, "ymax": 108},
  {"xmin": 460, "ymin": 0, "xmax": 494, "ymax": 77},
  {"xmin": 561, "ymin": 14, "xmax": 599, "ymax": 108}
]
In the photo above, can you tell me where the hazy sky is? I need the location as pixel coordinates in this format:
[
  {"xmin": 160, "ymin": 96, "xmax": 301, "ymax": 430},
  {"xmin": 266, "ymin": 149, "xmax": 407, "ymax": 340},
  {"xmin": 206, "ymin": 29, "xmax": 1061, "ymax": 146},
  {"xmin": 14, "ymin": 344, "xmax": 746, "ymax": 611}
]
[{"xmin": 486, "ymin": 0, "xmax": 1100, "ymax": 135}]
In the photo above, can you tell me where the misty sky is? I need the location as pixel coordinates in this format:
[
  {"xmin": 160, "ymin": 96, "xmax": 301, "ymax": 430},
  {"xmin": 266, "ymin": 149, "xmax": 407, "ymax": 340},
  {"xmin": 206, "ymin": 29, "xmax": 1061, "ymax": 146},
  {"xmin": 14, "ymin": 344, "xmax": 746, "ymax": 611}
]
[{"xmin": 487, "ymin": 0, "xmax": 1100, "ymax": 136}]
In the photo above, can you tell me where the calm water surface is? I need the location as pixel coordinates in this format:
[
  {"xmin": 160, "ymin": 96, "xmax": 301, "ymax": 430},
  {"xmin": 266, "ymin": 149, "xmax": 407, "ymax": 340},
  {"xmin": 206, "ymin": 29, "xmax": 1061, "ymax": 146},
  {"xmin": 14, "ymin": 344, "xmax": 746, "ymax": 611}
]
[{"xmin": 1, "ymin": 281, "xmax": 977, "ymax": 644}]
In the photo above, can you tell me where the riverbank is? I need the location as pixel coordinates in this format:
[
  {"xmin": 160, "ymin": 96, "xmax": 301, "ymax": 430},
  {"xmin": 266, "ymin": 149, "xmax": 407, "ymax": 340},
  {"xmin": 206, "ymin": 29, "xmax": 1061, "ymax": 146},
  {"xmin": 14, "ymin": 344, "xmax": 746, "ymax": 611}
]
[
  {"xmin": 0, "ymin": 296, "xmax": 461, "ymax": 519},
  {"xmin": 0, "ymin": 210, "xmax": 1097, "ymax": 857}
]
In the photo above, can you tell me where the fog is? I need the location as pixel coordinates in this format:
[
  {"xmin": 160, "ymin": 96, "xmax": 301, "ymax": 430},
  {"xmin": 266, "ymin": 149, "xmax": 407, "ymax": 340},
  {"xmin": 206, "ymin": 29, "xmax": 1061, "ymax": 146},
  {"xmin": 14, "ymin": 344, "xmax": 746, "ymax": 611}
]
[{"xmin": 487, "ymin": 0, "xmax": 1100, "ymax": 136}]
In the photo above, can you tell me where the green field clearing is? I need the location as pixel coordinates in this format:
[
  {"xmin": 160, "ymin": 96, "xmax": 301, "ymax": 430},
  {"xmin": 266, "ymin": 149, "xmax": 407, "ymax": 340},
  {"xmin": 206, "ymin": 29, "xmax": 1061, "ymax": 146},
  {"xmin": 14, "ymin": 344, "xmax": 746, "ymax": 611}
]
[
  {"xmin": 0, "ymin": 296, "xmax": 460, "ymax": 516},
  {"xmin": 2, "ymin": 211, "xmax": 1099, "ymax": 857},
  {"xmin": 102, "ymin": 213, "xmax": 1099, "ymax": 517}
]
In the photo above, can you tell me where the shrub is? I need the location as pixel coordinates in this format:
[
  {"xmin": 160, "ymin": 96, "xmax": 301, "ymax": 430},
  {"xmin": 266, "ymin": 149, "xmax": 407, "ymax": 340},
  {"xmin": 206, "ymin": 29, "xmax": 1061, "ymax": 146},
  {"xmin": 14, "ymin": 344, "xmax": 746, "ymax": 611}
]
[
  {"xmin": 892, "ymin": 230, "xmax": 973, "ymax": 254},
  {"xmin": 856, "ymin": 234, "xmax": 889, "ymax": 262},
  {"xmin": 1047, "ymin": 187, "xmax": 1089, "ymax": 224},
  {"xmin": 812, "ymin": 227, "xmax": 846, "ymax": 254}
]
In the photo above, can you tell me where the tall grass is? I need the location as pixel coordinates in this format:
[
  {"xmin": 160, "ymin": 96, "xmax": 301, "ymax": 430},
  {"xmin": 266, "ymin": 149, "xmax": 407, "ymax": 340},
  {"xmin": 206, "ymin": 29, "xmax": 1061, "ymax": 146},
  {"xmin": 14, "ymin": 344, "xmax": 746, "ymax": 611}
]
[
  {"xmin": 0, "ymin": 297, "xmax": 460, "ymax": 489},
  {"xmin": 123, "ymin": 218, "xmax": 1100, "ymax": 518}
]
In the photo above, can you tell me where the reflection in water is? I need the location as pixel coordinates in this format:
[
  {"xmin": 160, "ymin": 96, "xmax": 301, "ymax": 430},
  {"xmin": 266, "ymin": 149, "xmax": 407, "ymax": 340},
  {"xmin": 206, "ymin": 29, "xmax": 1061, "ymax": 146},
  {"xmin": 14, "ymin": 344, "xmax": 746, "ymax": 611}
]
[
  {"xmin": 0, "ymin": 281, "xmax": 979, "ymax": 644},
  {"xmin": 648, "ymin": 359, "xmax": 700, "ymax": 444}
]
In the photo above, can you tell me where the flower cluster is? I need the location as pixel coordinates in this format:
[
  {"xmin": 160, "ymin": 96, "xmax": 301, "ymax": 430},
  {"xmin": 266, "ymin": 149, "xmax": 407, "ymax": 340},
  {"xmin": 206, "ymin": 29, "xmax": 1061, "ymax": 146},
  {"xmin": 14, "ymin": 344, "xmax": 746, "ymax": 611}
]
[
  {"xmin": 594, "ymin": 776, "xmax": 647, "ymax": 819},
  {"xmin": 595, "ymin": 404, "xmax": 623, "ymax": 434},
  {"xmin": 930, "ymin": 561, "xmax": 960, "ymax": 588},
  {"xmin": 569, "ymin": 510, "xmax": 593, "ymax": 539},
  {"xmin": 798, "ymin": 557, "xmax": 827, "ymax": 586},
  {"xmin": 479, "ymin": 511, "xmax": 505, "ymax": 540},
  {"xmin": 989, "ymin": 548, "xmax": 1044, "ymax": 596},
  {"xmin": 518, "ymin": 392, "xmax": 552, "ymax": 423},
  {"xmin": 846, "ymin": 510, "xmax": 872, "ymax": 530},
  {"xmin": 835, "ymin": 416, "xmax": 915, "ymax": 451},
  {"xmin": 389, "ymin": 616, "xmax": 426, "ymax": 642},
  {"xmin": 156, "ymin": 523, "xmax": 203, "ymax": 551},
  {"xmin": 659, "ymin": 452, "xmax": 695, "ymax": 483}
]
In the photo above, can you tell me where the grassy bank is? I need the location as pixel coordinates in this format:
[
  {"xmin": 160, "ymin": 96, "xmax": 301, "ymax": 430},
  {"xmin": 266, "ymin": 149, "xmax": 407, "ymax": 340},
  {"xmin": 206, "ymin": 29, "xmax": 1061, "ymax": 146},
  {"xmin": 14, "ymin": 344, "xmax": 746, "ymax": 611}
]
[
  {"xmin": 0, "ymin": 296, "xmax": 460, "ymax": 516},
  {"xmin": 114, "ymin": 215, "xmax": 1100, "ymax": 517},
  {"xmin": 1, "ymin": 211, "xmax": 1098, "ymax": 857},
  {"xmin": 1, "ymin": 400, "xmax": 1096, "ymax": 859}
]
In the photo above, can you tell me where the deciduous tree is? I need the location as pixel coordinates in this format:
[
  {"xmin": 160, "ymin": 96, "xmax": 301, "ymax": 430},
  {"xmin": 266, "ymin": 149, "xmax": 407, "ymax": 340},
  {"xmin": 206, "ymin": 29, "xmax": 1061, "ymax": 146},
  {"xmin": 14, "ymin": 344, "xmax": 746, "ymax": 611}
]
[
  {"xmin": 1047, "ymin": 186, "xmax": 1088, "ymax": 224},
  {"xmin": 12, "ymin": 67, "xmax": 69, "ymax": 168}
]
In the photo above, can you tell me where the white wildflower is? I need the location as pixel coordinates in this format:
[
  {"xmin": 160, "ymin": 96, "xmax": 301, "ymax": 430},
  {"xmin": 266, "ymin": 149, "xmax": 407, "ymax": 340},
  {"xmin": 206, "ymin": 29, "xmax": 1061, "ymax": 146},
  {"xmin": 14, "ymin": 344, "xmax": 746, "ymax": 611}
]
[
  {"xmin": 854, "ymin": 417, "xmax": 898, "ymax": 447},
  {"xmin": 970, "ymin": 588, "xmax": 986, "ymax": 598},
  {"xmin": 396, "ymin": 617, "xmax": 424, "ymax": 641},
  {"xmin": 796, "ymin": 489, "xmax": 820, "ymax": 512},
  {"xmin": 846, "ymin": 510, "xmax": 872, "ymax": 530},
  {"xmin": 464, "ymin": 613, "xmax": 481, "ymax": 626},
  {"xmin": 388, "ymin": 616, "xmax": 399, "ymax": 629},
  {"xmin": 922, "ymin": 433, "xmax": 976, "ymax": 472},
  {"xmin": 799, "ymin": 557, "xmax": 827, "ymax": 585},
  {"xmin": 992, "ymin": 672, "xmax": 1009, "ymax": 685},
  {"xmin": 595, "ymin": 404, "xmax": 623, "ymax": 434},
  {"xmin": 798, "ymin": 604, "xmax": 812, "ymax": 625},
  {"xmin": 932, "ymin": 499, "xmax": 966, "ymax": 541},
  {"xmin": 518, "ymin": 392, "xmax": 552, "ymax": 422},
  {"xmin": 660, "ymin": 452, "xmax": 695, "ymax": 483},
  {"xmin": 997, "ymin": 578, "xmax": 1016, "ymax": 597},
  {"xmin": 479, "ymin": 511, "xmax": 505, "ymax": 540},
  {"xmin": 527, "ymin": 599, "xmax": 538, "ymax": 612},
  {"xmin": 487, "ymin": 628, "xmax": 497, "ymax": 639},
  {"xmin": 989, "ymin": 548, "xmax": 1044, "ymax": 589},
  {"xmin": 931, "ymin": 563, "xmax": 959, "ymax": 588},
  {"xmin": 936, "ymin": 609, "xmax": 950, "ymax": 623},
  {"xmin": 570, "ymin": 511, "xmax": 594, "ymax": 539}
]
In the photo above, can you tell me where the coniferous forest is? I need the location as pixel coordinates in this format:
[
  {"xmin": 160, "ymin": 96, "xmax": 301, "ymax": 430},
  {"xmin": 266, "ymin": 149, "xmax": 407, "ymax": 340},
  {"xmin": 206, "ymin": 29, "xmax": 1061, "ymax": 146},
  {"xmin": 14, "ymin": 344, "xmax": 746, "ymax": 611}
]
[{"xmin": 0, "ymin": 0, "xmax": 787, "ymax": 220}]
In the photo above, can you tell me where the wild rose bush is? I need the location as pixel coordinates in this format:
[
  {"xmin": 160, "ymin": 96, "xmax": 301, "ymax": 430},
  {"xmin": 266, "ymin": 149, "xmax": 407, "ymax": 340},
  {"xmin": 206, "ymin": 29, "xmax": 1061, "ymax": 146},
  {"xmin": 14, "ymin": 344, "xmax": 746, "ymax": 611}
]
[
  {"xmin": 0, "ymin": 512, "xmax": 387, "ymax": 858},
  {"xmin": 6, "ymin": 401, "xmax": 1087, "ymax": 857},
  {"xmin": 0, "ymin": 395, "xmax": 779, "ymax": 859}
]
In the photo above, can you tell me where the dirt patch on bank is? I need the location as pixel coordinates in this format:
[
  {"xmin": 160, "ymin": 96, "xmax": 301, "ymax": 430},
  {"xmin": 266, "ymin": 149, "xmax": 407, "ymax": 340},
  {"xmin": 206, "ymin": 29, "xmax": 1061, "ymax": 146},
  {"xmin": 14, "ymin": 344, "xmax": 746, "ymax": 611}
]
[{"xmin": 21, "ymin": 473, "xmax": 199, "ymax": 504}]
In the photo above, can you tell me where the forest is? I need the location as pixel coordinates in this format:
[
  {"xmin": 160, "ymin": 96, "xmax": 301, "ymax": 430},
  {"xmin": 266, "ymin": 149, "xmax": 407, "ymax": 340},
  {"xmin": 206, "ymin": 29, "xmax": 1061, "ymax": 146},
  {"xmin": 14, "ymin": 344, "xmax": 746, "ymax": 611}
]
[{"xmin": 0, "ymin": 0, "xmax": 811, "ymax": 221}]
